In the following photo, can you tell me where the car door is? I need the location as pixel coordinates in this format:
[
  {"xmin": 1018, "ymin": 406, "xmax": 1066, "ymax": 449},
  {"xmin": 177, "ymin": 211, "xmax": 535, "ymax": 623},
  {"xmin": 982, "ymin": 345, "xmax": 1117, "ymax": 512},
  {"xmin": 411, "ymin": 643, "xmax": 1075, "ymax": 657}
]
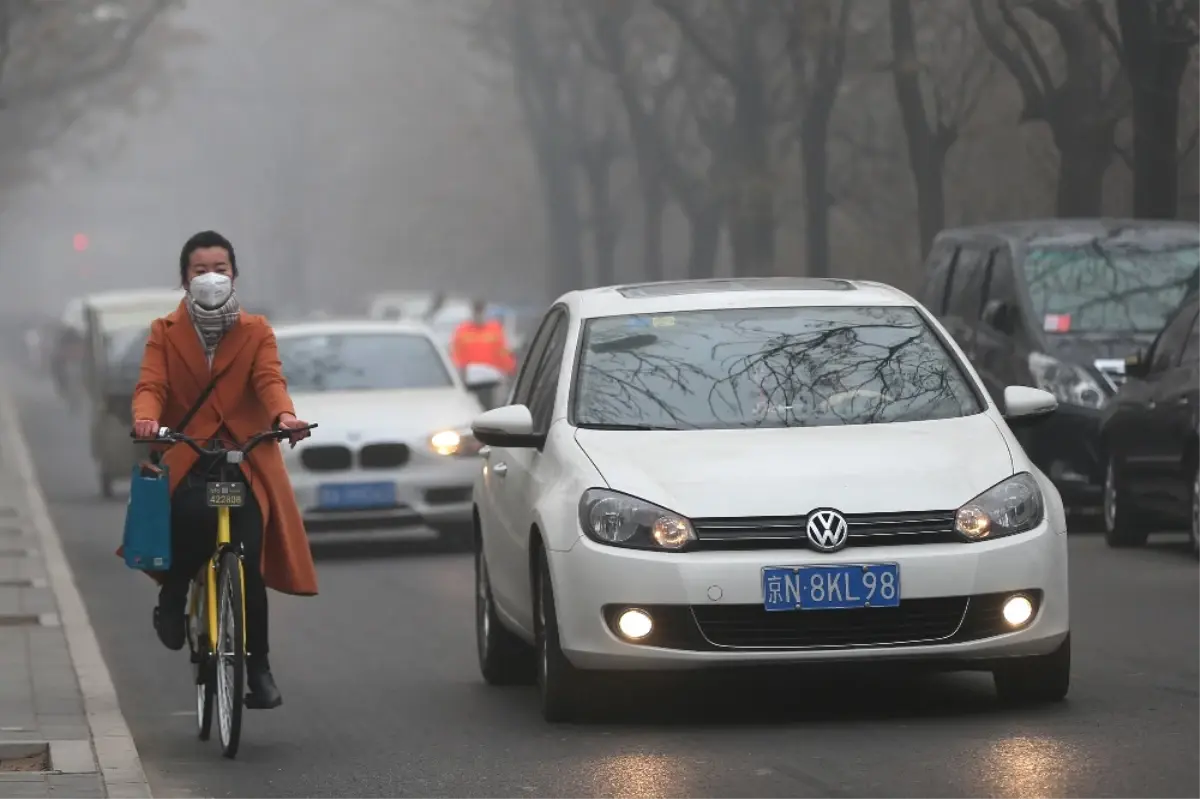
[
  {"xmin": 942, "ymin": 242, "xmax": 989, "ymax": 360},
  {"xmin": 1121, "ymin": 302, "xmax": 1197, "ymax": 501},
  {"xmin": 974, "ymin": 245, "xmax": 1031, "ymax": 407},
  {"xmin": 1140, "ymin": 303, "xmax": 1200, "ymax": 508},
  {"xmin": 489, "ymin": 313, "xmax": 569, "ymax": 629},
  {"xmin": 479, "ymin": 308, "xmax": 560, "ymax": 613}
]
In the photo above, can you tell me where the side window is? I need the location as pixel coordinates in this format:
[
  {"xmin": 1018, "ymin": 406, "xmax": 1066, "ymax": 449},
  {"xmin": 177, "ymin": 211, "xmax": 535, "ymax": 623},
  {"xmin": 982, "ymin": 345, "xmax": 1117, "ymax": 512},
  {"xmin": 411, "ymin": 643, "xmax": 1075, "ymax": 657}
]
[
  {"xmin": 510, "ymin": 309, "xmax": 560, "ymax": 406},
  {"xmin": 1149, "ymin": 306, "xmax": 1196, "ymax": 373},
  {"xmin": 945, "ymin": 245, "xmax": 988, "ymax": 322},
  {"xmin": 981, "ymin": 246, "xmax": 1026, "ymax": 336},
  {"xmin": 527, "ymin": 317, "xmax": 569, "ymax": 432},
  {"xmin": 1181, "ymin": 315, "xmax": 1199, "ymax": 365}
]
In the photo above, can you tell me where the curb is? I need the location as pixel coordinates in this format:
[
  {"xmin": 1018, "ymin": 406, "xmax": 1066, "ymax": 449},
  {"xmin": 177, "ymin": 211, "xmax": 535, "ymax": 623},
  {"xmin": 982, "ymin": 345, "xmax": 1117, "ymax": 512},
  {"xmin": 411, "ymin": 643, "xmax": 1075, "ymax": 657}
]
[{"xmin": 0, "ymin": 391, "xmax": 153, "ymax": 799}]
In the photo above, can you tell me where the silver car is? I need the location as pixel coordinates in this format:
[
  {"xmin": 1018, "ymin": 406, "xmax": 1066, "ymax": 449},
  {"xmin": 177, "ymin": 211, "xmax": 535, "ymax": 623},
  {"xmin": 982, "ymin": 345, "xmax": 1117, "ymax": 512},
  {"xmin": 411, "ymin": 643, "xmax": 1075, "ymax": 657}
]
[{"xmin": 277, "ymin": 320, "xmax": 499, "ymax": 548}]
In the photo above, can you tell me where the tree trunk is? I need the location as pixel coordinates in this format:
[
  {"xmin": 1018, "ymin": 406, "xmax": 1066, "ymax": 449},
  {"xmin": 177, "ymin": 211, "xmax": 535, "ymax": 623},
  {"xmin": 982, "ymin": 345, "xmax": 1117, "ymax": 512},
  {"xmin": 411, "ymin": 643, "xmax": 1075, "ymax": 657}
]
[
  {"xmin": 582, "ymin": 147, "xmax": 617, "ymax": 287},
  {"xmin": 1050, "ymin": 111, "xmax": 1114, "ymax": 217},
  {"xmin": 889, "ymin": 0, "xmax": 951, "ymax": 258},
  {"xmin": 687, "ymin": 203, "xmax": 722, "ymax": 280},
  {"xmin": 727, "ymin": 26, "xmax": 775, "ymax": 277},
  {"xmin": 801, "ymin": 131, "xmax": 832, "ymax": 278},
  {"xmin": 639, "ymin": 172, "xmax": 665, "ymax": 281}
]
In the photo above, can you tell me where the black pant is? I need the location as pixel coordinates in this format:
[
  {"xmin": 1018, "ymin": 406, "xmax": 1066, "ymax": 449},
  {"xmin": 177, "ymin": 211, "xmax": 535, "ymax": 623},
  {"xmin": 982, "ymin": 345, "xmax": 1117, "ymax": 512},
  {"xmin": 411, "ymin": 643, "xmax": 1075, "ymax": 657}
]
[{"xmin": 161, "ymin": 469, "xmax": 270, "ymax": 658}]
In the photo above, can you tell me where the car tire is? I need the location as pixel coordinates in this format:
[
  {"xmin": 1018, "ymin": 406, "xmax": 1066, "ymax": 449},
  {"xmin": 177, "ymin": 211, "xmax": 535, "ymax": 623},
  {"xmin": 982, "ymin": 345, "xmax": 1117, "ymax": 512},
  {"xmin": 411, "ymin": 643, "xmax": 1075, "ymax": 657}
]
[
  {"xmin": 1103, "ymin": 455, "xmax": 1150, "ymax": 548},
  {"xmin": 993, "ymin": 633, "xmax": 1071, "ymax": 705},
  {"xmin": 535, "ymin": 549, "xmax": 587, "ymax": 723},
  {"xmin": 475, "ymin": 542, "xmax": 535, "ymax": 686},
  {"xmin": 1189, "ymin": 462, "xmax": 1199, "ymax": 560}
]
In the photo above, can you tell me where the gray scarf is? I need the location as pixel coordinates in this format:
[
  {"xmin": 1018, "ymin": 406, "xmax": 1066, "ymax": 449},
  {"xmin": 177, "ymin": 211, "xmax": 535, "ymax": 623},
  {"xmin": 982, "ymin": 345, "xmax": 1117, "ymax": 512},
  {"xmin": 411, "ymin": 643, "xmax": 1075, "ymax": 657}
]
[{"xmin": 186, "ymin": 292, "xmax": 241, "ymax": 355}]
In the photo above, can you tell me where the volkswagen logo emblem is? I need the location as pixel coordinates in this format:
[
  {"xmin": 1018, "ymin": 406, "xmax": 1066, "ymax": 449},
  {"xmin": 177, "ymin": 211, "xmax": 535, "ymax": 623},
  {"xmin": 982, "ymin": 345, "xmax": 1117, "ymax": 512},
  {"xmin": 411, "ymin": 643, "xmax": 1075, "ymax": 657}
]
[{"xmin": 806, "ymin": 508, "xmax": 849, "ymax": 552}]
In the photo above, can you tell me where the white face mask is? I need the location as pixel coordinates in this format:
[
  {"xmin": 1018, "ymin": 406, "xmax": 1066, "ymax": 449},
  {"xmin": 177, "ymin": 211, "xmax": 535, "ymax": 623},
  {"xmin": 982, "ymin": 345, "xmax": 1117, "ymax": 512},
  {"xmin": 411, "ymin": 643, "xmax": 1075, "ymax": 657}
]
[{"xmin": 188, "ymin": 273, "xmax": 233, "ymax": 310}]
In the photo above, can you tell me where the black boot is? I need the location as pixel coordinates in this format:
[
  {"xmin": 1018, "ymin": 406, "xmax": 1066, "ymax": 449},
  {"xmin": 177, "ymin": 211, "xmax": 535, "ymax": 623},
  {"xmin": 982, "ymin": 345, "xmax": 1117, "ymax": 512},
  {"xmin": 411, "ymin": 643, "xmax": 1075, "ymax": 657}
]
[
  {"xmin": 245, "ymin": 655, "xmax": 282, "ymax": 709},
  {"xmin": 153, "ymin": 585, "xmax": 187, "ymax": 651}
]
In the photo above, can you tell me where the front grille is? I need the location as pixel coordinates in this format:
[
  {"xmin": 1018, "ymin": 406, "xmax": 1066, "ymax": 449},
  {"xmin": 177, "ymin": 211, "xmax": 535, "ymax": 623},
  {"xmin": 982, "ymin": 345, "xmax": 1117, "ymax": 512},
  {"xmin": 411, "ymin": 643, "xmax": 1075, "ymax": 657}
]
[
  {"xmin": 691, "ymin": 597, "xmax": 968, "ymax": 649},
  {"xmin": 301, "ymin": 445, "xmax": 352, "ymax": 472},
  {"xmin": 691, "ymin": 510, "xmax": 960, "ymax": 551},
  {"xmin": 359, "ymin": 443, "xmax": 410, "ymax": 469}
]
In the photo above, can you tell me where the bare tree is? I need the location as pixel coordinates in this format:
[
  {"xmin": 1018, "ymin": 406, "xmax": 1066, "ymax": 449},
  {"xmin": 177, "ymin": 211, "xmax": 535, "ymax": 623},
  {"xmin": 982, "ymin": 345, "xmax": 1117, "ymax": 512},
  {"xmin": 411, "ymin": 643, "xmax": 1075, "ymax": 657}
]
[
  {"xmin": 782, "ymin": 0, "xmax": 853, "ymax": 278},
  {"xmin": 971, "ymin": 0, "xmax": 1126, "ymax": 217},
  {"xmin": 1088, "ymin": 0, "xmax": 1199, "ymax": 218},
  {"xmin": 889, "ymin": 0, "xmax": 994, "ymax": 257}
]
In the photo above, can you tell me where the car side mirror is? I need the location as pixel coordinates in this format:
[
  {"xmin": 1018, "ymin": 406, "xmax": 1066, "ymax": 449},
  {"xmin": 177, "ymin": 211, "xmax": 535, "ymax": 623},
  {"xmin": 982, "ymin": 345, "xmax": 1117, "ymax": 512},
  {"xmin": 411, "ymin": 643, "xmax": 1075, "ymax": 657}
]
[
  {"xmin": 981, "ymin": 299, "xmax": 1014, "ymax": 334},
  {"xmin": 1124, "ymin": 351, "xmax": 1151, "ymax": 379},
  {"xmin": 472, "ymin": 405, "xmax": 544, "ymax": 449},
  {"xmin": 1002, "ymin": 385, "xmax": 1058, "ymax": 422},
  {"xmin": 463, "ymin": 362, "xmax": 505, "ymax": 391}
]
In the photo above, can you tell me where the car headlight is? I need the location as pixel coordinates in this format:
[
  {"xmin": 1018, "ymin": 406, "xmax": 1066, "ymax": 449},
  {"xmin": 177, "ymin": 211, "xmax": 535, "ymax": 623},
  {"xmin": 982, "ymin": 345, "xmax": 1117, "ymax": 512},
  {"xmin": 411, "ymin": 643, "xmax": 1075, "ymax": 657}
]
[
  {"xmin": 427, "ymin": 428, "xmax": 483, "ymax": 457},
  {"xmin": 1028, "ymin": 352, "xmax": 1107, "ymax": 409},
  {"xmin": 955, "ymin": 473, "xmax": 1044, "ymax": 541},
  {"xmin": 578, "ymin": 489, "xmax": 696, "ymax": 551}
]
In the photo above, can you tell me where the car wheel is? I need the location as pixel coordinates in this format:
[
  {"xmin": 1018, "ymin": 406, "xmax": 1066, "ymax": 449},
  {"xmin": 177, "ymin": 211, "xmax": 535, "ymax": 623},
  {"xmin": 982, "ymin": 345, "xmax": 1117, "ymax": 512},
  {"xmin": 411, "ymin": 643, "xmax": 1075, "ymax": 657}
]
[
  {"xmin": 535, "ymin": 549, "xmax": 587, "ymax": 723},
  {"xmin": 1103, "ymin": 455, "xmax": 1150, "ymax": 548},
  {"xmin": 993, "ymin": 633, "xmax": 1070, "ymax": 705},
  {"xmin": 475, "ymin": 541, "xmax": 535, "ymax": 685},
  {"xmin": 1190, "ymin": 463, "xmax": 1199, "ymax": 559}
]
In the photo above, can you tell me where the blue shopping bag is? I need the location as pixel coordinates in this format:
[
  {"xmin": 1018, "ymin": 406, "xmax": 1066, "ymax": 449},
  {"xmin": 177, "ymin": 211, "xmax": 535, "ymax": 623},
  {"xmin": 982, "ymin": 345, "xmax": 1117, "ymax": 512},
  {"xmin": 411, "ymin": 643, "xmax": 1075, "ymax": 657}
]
[{"xmin": 122, "ymin": 464, "xmax": 171, "ymax": 571}]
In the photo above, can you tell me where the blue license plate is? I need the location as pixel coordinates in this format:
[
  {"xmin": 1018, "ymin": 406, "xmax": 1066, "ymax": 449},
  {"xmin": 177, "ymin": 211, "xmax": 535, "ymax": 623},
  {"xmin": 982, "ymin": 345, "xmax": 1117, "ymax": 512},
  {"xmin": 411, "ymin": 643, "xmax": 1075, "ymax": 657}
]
[
  {"xmin": 317, "ymin": 482, "xmax": 396, "ymax": 510},
  {"xmin": 762, "ymin": 564, "xmax": 900, "ymax": 611}
]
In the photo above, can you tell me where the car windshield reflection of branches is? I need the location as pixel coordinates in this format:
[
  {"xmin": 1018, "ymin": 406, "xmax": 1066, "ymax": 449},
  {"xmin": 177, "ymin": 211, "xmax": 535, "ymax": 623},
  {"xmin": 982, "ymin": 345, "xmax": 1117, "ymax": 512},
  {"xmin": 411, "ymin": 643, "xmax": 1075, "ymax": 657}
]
[
  {"xmin": 574, "ymin": 307, "xmax": 980, "ymax": 430},
  {"xmin": 1023, "ymin": 238, "xmax": 1200, "ymax": 333},
  {"xmin": 278, "ymin": 334, "xmax": 454, "ymax": 392}
]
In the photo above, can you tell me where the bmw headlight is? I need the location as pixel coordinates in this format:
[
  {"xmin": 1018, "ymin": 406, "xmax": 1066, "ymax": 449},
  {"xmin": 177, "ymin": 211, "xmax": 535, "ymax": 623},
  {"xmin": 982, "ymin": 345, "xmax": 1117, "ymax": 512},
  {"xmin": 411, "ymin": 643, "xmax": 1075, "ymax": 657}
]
[
  {"xmin": 427, "ymin": 428, "xmax": 483, "ymax": 457},
  {"xmin": 1028, "ymin": 352, "xmax": 1107, "ymax": 409},
  {"xmin": 578, "ymin": 489, "xmax": 696, "ymax": 551},
  {"xmin": 955, "ymin": 473, "xmax": 1044, "ymax": 542}
]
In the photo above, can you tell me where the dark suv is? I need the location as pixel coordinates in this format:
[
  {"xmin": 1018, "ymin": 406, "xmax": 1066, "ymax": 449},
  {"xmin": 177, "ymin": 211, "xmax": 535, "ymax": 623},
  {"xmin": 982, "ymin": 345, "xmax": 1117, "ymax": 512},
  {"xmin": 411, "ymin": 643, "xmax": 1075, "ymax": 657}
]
[{"xmin": 920, "ymin": 219, "xmax": 1199, "ymax": 514}]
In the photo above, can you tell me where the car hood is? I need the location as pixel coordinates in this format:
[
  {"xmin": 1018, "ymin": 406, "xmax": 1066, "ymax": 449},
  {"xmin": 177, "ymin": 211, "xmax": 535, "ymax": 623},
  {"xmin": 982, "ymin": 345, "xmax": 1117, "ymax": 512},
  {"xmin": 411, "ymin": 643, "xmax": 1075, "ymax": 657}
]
[
  {"xmin": 573, "ymin": 413, "xmax": 1014, "ymax": 517},
  {"xmin": 291, "ymin": 388, "xmax": 483, "ymax": 441}
]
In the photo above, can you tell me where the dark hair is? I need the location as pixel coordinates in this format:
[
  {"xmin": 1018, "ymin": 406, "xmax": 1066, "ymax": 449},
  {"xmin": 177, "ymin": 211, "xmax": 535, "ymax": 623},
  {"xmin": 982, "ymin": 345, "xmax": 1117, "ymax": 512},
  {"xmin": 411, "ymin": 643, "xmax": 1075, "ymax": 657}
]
[{"xmin": 179, "ymin": 230, "xmax": 238, "ymax": 286}]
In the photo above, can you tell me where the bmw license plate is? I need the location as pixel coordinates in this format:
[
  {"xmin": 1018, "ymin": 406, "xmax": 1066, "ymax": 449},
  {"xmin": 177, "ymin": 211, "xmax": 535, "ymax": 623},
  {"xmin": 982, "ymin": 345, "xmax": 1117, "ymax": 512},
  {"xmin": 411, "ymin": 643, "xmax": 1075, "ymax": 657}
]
[
  {"xmin": 317, "ymin": 482, "xmax": 396, "ymax": 510},
  {"xmin": 762, "ymin": 564, "xmax": 900, "ymax": 611}
]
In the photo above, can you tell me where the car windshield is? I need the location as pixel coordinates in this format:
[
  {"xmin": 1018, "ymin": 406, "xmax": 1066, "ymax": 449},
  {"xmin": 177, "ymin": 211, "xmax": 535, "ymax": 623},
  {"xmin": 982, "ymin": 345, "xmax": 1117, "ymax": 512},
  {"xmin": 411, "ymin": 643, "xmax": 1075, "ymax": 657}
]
[
  {"xmin": 573, "ymin": 305, "xmax": 982, "ymax": 430},
  {"xmin": 1022, "ymin": 239, "xmax": 1200, "ymax": 334},
  {"xmin": 277, "ymin": 333, "xmax": 453, "ymax": 392}
]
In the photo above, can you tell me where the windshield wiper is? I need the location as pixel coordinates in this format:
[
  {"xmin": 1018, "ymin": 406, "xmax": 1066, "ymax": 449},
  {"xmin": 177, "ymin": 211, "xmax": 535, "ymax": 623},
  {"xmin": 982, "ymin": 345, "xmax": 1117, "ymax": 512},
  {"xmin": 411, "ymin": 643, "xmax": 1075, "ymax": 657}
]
[{"xmin": 577, "ymin": 422, "xmax": 684, "ymax": 431}]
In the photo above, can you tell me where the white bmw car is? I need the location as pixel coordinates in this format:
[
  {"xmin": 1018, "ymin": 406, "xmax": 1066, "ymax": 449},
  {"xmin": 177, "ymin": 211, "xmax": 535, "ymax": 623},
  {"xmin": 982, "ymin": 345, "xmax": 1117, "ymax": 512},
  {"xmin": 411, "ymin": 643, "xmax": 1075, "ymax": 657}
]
[
  {"xmin": 277, "ymin": 320, "xmax": 498, "ymax": 548},
  {"xmin": 470, "ymin": 277, "xmax": 1070, "ymax": 721}
]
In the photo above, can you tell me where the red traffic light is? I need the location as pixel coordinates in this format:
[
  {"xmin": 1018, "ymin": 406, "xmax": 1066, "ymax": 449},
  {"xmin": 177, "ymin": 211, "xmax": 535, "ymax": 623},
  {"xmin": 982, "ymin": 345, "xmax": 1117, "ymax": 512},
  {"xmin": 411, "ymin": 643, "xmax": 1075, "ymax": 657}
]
[{"xmin": 73, "ymin": 233, "xmax": 89, "ymax": 252}]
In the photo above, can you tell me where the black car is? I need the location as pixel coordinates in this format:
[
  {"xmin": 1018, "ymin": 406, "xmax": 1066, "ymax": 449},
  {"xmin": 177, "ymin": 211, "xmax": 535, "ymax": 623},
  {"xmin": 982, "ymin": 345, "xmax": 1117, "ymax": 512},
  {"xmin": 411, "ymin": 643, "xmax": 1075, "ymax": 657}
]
[
  {"xmin": 921, "ymin": 219, "xmax": 1199, "ymax": 514},
  {"xmin": 1099, "ymin": 289, "xmax": 1199, "ymax": 555}
]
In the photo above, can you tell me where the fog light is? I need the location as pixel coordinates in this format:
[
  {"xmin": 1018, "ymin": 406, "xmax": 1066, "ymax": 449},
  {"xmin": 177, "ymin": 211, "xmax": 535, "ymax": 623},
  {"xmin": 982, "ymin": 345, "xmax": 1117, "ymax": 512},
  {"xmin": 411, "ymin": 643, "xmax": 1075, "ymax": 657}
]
[
  {"xmin": 1002, "ymin": 595, "xmax": 1034, "ymax": 627},
  {"xmin": 616, "ymin": 608, "xmax": 653, "ymax": 640}
]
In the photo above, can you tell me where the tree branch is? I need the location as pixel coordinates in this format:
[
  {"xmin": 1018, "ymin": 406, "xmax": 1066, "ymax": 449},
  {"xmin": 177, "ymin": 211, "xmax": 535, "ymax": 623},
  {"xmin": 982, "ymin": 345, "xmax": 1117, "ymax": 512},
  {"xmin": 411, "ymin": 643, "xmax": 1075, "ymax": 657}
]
[{"xmin": 651, "ymin": 0, "xmax": 739, "ymax": 84}]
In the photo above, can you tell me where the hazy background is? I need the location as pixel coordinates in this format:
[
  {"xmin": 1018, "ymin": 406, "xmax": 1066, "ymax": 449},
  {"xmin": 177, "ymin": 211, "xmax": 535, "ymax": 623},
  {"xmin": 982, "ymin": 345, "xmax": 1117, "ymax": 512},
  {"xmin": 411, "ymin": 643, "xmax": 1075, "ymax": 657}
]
[{"xmin": 0, "ymin": 0, "xmax": 1196, "ymax": 323}]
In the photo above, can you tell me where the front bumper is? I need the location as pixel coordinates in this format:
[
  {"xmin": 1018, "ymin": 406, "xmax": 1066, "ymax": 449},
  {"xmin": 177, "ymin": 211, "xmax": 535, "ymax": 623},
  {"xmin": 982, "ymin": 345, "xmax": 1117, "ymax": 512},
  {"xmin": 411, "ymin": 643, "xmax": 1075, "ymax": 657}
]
[
  {"xmin": 289, "ymin": 457, "xmax": 479, "ymax": 540},
  {"xmin": 548, "ymin": 520, "xmax": 1069, "ymax": 671},
  {"xmin": 1016, "ymin": 404, "xmax": 1104, "ymax": 507}
]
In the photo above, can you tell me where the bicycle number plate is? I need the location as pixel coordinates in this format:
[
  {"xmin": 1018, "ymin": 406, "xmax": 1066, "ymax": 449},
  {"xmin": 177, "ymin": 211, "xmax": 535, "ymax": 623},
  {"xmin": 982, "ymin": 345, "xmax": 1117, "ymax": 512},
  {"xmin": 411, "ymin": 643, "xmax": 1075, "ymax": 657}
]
[{"xmin": 206, "ymin": 482, "xmax": 245, "ymax": 508}]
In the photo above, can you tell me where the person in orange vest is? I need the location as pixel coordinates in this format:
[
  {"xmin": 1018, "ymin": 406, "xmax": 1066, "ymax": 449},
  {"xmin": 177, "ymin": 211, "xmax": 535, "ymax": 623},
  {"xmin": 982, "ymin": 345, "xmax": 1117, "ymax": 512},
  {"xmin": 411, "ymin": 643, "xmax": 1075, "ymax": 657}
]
[{"xmin": 450, "ymin": 299, "xmax": 517, "ymax": 375}]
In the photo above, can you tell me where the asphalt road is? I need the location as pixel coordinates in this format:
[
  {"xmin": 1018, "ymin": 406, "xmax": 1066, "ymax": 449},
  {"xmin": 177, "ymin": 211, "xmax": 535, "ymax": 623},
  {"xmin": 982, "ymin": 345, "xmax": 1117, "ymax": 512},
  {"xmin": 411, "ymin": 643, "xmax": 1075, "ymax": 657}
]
[{"xmin": 12, "ymin": 372, "xmax": 1200, "ymax": 798}]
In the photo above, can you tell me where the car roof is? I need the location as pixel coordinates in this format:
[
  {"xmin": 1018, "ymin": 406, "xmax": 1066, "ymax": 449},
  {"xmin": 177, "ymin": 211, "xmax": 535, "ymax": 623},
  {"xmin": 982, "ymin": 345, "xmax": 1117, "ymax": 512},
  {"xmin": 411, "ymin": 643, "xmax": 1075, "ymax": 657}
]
[
  {"xmin": 560, "ymin": 278, "xmax": 918, "ymax": 319},
  {"xmin": 934, "ymin": 218, "xmax": 1199, "ymax": 249},
  {"xmin": 271, "ymin": 319, "xmax": 436, "ymax": 338}
]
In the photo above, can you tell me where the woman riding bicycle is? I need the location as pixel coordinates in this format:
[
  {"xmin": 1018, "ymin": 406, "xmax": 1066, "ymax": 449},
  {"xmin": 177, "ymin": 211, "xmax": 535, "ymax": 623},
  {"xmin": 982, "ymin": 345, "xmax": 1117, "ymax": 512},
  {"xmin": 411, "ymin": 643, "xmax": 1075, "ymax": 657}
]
[{"xmin": 128, "ymin": 230, "xmax": 316, "ymax": 710}]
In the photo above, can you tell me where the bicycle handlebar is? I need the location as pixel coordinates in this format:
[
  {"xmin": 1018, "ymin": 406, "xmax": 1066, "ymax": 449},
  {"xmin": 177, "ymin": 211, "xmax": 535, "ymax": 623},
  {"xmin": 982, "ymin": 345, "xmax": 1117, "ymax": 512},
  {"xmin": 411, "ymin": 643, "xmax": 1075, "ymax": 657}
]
[{"xmin": 130, "ymin": 424, "xmax": 318, "ymax": 459}]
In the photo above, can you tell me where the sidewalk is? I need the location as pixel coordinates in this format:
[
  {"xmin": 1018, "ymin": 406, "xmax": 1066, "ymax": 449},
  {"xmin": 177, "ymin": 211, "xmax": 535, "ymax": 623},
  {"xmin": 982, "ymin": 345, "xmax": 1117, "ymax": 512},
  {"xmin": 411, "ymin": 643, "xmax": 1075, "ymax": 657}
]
[{"xmin": 0, "ymin": 391, "xmax": 151, "ymax": 798}]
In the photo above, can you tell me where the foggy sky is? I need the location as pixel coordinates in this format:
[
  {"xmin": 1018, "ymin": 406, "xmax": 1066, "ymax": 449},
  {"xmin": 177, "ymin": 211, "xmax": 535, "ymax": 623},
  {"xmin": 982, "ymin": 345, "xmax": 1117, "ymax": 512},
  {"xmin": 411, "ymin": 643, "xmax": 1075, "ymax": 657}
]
[{"xmin": 0, "ymin": 0, "xmax": 546, "ymax": 321}]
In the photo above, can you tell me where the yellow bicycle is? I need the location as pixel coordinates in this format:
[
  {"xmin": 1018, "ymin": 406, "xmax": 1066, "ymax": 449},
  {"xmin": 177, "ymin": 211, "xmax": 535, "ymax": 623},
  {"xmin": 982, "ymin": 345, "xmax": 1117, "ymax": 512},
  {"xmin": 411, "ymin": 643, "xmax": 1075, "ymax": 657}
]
[{"xmin": 134, "ymin": 424, "xmax": 316, "ymax": 758}]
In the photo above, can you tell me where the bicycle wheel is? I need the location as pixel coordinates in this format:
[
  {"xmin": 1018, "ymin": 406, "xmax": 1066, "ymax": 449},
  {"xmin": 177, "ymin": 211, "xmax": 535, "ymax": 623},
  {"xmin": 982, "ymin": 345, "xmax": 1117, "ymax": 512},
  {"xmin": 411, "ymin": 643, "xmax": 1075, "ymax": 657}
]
[
  {"xmin": 188, "ymin": 576, "xmax": 215, "ymax": 741},
  {"xmin": 215, "ymin": 551, "xmax": 245, "ymax": 759}
]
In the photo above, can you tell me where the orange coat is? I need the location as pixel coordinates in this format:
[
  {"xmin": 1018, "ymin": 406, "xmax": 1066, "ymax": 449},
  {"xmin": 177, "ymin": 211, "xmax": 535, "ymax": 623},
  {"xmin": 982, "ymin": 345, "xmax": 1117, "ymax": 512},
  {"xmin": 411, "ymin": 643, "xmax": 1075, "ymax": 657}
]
[
  {"xmin": 119, "ymin": 301, "xmax": 318, "ymax": 596},
  {"xmin": 450, "ymin": 320, "xmax": 516, "ymax": 374}
]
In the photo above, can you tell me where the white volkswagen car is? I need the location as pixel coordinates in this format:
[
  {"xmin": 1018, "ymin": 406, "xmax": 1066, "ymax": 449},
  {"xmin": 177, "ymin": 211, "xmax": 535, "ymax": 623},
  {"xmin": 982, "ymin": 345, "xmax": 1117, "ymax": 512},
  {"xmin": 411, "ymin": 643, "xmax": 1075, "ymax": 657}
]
[
  {"xmin": 470, "ymin": 277, "xmax": 1070, "ymax": 721},
  {"xmin": 277, "ymin": 320, "xmax": 499, "ymax": 548}
]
